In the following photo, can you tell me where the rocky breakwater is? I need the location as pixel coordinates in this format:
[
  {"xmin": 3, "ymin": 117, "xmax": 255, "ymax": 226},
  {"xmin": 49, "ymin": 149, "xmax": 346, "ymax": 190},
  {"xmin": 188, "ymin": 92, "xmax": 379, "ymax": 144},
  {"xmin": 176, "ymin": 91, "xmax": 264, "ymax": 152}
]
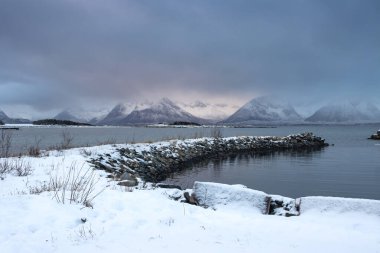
[{"xmin": 89, "ymin": 132, "xmax": 328, "ymax": 186}]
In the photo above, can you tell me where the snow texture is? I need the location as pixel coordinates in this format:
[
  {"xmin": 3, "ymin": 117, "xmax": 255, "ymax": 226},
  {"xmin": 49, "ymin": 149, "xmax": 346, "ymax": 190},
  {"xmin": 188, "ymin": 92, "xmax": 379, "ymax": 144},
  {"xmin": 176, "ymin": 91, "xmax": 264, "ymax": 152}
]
[
  {"xmin": 299, "ymin": 196, "xmax": 380, "ymax": 216},
  {"xmin": 0, "ymin": 141, "xmax": 380, "ymax": 253},
  {"xmin": 97, "ymin": 98, "xmax": 207, "ymax": 125},
  {"xmin": 193, "ymin": 182, "xmax": 271, "ymax": 214},
  {"xmin": 224, "ymin": 96, "xmax": 303, "ymax": 124},
  {"xmin": 306, "ymin": 101, "xmax": 380, "ymax": 123}
]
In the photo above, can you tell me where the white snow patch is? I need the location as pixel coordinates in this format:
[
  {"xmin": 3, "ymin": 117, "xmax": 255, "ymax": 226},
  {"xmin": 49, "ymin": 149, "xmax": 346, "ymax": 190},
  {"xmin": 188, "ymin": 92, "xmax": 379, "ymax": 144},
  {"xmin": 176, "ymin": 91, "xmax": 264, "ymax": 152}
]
[
  {"xmin": 0, "ymin": 142, "xmax": 379, "ymax": 253},
  {"xmin": 299, "ymin": 196, "xmax": 380, "ymax": 216},
  {"xmin": 193, "ymin": 181, "xmax": 270, "ymax": 214}
]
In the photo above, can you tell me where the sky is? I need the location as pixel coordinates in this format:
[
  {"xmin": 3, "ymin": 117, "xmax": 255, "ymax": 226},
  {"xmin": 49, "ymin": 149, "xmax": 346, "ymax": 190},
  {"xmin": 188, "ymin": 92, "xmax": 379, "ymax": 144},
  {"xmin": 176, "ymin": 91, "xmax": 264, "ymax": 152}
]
[{"xmin": 0, "ymin": 0, "xmax": 379, "ymax": 118}]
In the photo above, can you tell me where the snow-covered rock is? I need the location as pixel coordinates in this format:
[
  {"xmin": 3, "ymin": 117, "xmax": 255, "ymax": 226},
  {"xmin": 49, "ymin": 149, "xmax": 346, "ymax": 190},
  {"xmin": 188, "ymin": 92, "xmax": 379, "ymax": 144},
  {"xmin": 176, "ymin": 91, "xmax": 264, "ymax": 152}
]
[
  {"xmin": 223, "ymin": 96, "xmax": 303, "ymax": 124},
  {"xmin": 298, "ymin": 196, "xmax": 380, "ymax": 216},
  {"xmin": 193, "ymin": 181, "xmax": 270, "ymax": 214}
]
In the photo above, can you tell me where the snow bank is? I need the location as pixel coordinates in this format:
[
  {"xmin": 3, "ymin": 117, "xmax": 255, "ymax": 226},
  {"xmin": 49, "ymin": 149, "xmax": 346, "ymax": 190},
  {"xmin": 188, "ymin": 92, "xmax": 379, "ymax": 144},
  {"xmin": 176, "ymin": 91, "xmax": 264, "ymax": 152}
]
[
  {"xmin": 1, "ymin": 139, "xmax": 379, "ymax": 253},
  {"xmin": 193, "ymin": 181, "xmax": 270, "ymax": 214},
  {"xmin": 299, "ymin": 196, "xmax": 380, "ymax": 216}
]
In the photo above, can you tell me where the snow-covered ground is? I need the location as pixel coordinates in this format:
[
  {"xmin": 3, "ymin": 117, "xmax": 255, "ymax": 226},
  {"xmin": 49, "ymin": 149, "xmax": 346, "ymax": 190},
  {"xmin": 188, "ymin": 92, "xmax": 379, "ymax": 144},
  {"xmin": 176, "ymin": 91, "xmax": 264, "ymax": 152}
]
[{"xmin": 1, "ymin": 144, "xmax": 379, "ymax": 253}]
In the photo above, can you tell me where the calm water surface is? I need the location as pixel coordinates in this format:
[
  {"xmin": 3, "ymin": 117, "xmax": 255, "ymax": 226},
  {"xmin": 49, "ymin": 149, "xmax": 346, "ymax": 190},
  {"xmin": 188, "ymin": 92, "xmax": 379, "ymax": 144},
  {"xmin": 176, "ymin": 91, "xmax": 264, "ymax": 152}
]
[{"xmin": 4, "ymin": 124, "xmax": 380, "ymax": 200}]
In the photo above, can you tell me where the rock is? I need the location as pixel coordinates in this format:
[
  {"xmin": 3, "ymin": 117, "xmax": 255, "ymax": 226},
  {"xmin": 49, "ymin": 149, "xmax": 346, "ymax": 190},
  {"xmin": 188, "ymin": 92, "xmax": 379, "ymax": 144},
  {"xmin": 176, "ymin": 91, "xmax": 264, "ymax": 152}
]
[
  {"xmin": 184, "ymin": 192, "xmax": 198, "ymax": 205},
  {"xmin": 369, "ymin": 134, "xmax": 380, "ymax": 140},
  {"xmin": 156, "ymin": 183, "xmax": 182, "ymax": 190},
  {"xmin": 298, "ymin": 196, "xmax": 380, "ymax": 216},
  {"xmin": 119, "ymin": 172, "xmax": 136, "ymax": 181},
  {"xmin": 193, "ymin": 181, "xmax": 270, "ymax": 214},
  {"xmin": 117, "ymin": 179, "xmax": 138, "ymax": 187}
]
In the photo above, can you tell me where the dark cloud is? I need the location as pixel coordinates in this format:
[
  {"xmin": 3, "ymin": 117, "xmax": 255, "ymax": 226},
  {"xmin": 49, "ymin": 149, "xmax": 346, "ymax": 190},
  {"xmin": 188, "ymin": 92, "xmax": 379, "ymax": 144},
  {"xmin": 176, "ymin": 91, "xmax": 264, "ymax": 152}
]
[{"xmin": 0, "ymin": 0, "xmax": 379, "ymax": 114}]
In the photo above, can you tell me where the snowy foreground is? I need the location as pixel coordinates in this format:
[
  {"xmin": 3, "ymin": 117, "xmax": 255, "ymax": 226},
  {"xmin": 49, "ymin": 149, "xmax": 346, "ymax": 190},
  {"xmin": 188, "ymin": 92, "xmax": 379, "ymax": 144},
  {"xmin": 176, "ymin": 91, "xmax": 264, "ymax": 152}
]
[{"xmin": 1, "ymin": 142, "xmax": 380, "ymax": 253}]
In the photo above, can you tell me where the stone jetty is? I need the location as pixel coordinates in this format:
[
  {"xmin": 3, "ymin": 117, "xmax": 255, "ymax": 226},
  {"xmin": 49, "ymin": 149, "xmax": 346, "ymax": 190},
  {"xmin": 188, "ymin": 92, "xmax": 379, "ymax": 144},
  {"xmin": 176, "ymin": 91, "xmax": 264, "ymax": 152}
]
[{"xmin": 90, "ymin": 132, "xmax": 328, "ymax": 185}]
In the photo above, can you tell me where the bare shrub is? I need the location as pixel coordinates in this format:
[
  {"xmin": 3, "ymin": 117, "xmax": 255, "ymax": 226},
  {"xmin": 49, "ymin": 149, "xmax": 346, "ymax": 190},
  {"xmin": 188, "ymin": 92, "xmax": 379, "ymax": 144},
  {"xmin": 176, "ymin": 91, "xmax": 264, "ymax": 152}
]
[
  {"xmin": 0, "ymin": 158, "xmax": 33, "ymax": 177},
  {"xmin": 80, "ymin": 148, "xmax": 92, "ymax": 157},
  {"xmin": 50, "ymin": 162, "xmax": 104, "ymax": 207},
  {"xmin": 193, "ymin": 131, "xmax": 204, "ymax": 139},
  {"xmin": 76, "ymin": 225, "xmax": 95, "ymax": 240},
  {"xmin": 0, "ymin": 129, "xmax": 13, "ymax": 158},
  {"xmin": 28, "ymin": 137, "xmax": 42, "ymax": 157},
  {"xmin": 13, "ymin": 159, "xmax": 33, "ymax": 176},
  {"xmin": 59, "ymin": 129, "xmax": 74, "ymax": 150},
  {"xmin": 28, "ymin": 181, "xmax": 51, "ymax": 194},
  {"xmin": 0, "ymin": 159, "xmax": 11, "ymax": 176},
  {"xmin": 97, "ymin": 138, "xmax": 117, "ymax": 145},
  {"xmin": 210, "ymin": 127, "xmax": 223, "ymax": 139}
]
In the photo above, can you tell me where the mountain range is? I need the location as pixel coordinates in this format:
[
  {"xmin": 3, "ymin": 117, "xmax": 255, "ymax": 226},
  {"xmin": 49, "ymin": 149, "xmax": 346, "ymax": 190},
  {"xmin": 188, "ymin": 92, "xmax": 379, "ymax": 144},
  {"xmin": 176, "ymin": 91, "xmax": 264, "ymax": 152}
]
[
  {"xmin": 2, "ymin": 97, "xmax": 380, "ymax": 125},
  {"xmin": 0, "ymin": 110, "xmax": 31, "ymax": 124},
  {"xmin": 95, "ymin": 98, "xmax": 208, "ymax": 125},
  {"xmin": 305, "ymin": 101, "xmax": 380, "ymax": 123}
]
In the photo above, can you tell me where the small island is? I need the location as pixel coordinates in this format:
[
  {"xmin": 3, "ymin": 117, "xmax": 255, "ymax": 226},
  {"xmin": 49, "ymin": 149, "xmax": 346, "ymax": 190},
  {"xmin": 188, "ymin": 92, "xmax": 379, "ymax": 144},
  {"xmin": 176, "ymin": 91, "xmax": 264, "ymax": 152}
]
[
  {"xmin": 169, "ymin": 121, "xmax": 201, "ymax": 126},
  {"xmin": 33, "ymin": 119, "xmax": 92, "ymax": 126},
  {"xmin": 369, "ymin": 130, "xmax": 380, "ymax": 140}
]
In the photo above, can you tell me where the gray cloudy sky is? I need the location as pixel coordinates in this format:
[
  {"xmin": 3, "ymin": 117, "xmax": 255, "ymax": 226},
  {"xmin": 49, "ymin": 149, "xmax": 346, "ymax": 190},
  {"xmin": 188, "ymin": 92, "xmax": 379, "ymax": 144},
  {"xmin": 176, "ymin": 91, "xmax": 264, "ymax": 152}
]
[{"xmin": 0, "ymin": 0, "xmax": 379, "ymax": 118}]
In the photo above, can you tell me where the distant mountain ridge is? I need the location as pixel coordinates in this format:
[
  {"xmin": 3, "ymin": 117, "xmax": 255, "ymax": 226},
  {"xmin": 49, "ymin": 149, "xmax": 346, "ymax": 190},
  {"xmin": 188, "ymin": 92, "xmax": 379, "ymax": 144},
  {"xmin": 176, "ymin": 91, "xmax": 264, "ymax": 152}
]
[
  {"xmin": 97, "ymin": 98, "xmax": 208, "ymax": 125},
  {"xmin": 223, "ymin": 96, "xmax": 303, "ymax": 124},
  {"xmin": 0, "ymin": 109, "xmax": 31, "ymax": 124},
  {"xmin": 305, "ymin": 101, "xmax": 380, "ymax": 123},
  {"xmin": 3, "ymin": 97, "xmax": 380, "ymax": 126},
  {"xmin": 54, "ymin": 110, "xmax": 84, "ymax": 123}
]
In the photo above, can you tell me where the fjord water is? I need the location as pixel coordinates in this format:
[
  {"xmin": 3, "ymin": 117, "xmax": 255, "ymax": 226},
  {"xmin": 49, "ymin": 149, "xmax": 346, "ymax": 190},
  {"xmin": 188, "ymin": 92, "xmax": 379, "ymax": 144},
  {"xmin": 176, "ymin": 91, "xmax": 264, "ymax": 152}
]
[
  {"xmin": 7, "ymin": 124, "xmax": 380, "ymax": 200},
  {"xmin": 160, "ymin": 124, "xmax": 380, "ymax": 200}
]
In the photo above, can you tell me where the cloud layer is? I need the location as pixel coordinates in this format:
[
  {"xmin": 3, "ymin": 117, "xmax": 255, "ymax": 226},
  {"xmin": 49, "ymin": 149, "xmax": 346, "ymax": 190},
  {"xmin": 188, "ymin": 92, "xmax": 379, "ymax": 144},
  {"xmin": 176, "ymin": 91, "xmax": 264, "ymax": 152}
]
[{"xmin": 1, "ymin": 0, "xmax": 379, "ymax": 116}]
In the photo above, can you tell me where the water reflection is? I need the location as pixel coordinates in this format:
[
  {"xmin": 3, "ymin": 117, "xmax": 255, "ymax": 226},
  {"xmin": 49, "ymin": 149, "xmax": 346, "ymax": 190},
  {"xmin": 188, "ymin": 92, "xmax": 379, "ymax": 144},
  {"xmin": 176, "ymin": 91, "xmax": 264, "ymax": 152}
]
[
  {"xmin": 163, "ymin": 145, "xmax": 380, "ymax": 200},
  {"xmin": 164, "ymin": 147, "xmax": 326, "ymax": 192}
]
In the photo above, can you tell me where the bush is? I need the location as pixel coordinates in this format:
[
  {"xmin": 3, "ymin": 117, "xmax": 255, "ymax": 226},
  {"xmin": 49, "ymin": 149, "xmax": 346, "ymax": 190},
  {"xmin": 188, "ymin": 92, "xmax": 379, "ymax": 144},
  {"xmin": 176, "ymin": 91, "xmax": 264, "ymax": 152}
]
[
  {"xmin": 210, "ymin": 127, "xmax": 223, "ymax": 139},
  {"xmin": 49, "ymin": 162, "xmax": 104, "ymax": 207},
  {"xmin": 0, "ymin": 129, "xmax": 13, "ymax": 158},
  {"xmin": 27, "ymin": 137, "xmax": 42, "ymax": 157},
  {"xmin": 0, "ymin": 158, "xmax": 33, "ymax": 177}
]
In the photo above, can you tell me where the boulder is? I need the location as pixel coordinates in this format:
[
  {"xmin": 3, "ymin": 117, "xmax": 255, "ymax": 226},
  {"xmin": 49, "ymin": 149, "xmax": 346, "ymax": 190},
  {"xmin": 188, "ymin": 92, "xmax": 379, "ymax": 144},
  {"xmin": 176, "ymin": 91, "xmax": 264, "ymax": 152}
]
[
  {"xmin": 117, "ymin": 179, "xmax": 138, "ymax": 187},
  {"xmin": 297, "ymin": 196, "xmax": 380, "ymax": 216},
  {"xmin": 193, "ymin": 181, "xmax": 271, "ymax": 214}
]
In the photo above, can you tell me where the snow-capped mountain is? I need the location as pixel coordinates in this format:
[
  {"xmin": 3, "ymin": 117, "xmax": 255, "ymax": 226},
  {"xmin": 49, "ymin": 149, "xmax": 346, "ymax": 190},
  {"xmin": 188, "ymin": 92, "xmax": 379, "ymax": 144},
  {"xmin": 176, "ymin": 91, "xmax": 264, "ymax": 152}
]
[
  {"xmin": 97, "ymin": 103, "xmax": 133, "ymax": 125},
  {"xmin": 54, "ymin": 110, "xmax": 85, "ymax": 123},
  {"xmin": 178, "ymin": 101, "xmax": 240, "ymax": 122},
  {"xmin": 223, "ymin": 96, "xmax": 303, "ymax": 124},
  {"xmin": 305, "ymin": 101, "xmax": 380, "ymax": 123},
  {"xmin": 54, "ymin": 107, "xmax": 114, "ymax": 124},
  {"xmin": 97, "ymin": 102, "xmax": 152, "ymax": 125},
  {"xmin": 120, "ymin": 98, "xmax": 207, "ymax": 125},
  {"xmin": 0, "ymin": 109, "xmax": 31, "ymax": 124}
]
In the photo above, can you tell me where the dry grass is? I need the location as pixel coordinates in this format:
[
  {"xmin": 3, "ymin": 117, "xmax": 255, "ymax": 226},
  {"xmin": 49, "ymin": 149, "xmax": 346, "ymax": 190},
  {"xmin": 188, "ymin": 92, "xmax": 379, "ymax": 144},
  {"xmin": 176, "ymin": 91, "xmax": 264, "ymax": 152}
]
[{"xmin": 49, "ymin": 162, "xmax": 104, "ymax": 207}]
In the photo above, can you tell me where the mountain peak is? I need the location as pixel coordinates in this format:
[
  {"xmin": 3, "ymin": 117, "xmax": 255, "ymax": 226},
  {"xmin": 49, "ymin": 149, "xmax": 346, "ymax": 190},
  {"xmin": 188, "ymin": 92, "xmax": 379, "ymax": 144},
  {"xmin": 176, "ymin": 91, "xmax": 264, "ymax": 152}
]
[
  {"xmin": 306, "ymin": 101, "xmax": 380, "ymax": 123},
  {"xmin": 224, "ymin": 96, "xmax": 302, "ymax": 124}
]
